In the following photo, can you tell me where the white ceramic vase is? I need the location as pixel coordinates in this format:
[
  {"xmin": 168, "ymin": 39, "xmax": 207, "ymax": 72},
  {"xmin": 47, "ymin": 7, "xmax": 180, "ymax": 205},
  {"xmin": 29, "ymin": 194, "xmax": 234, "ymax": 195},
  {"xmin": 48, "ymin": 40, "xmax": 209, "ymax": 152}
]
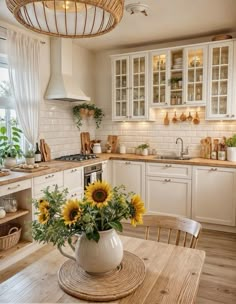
[
  {"xmin": 3, "ymin": 157, "xmax": 17, "ymax": 169},
  {"xmin": 141, "ymin": 148, "xmax": 148, "ymax": 156},
  {"xmin": 227, "ymin": 147, "xmax": 236, "ymax": 162},
  {"xmin": 25, "ymin": 157, "xmax": 35, "ymax": 165},
  {"xmin": 59, "ymin": 229, "xmax": 123, "ymax": 274}
]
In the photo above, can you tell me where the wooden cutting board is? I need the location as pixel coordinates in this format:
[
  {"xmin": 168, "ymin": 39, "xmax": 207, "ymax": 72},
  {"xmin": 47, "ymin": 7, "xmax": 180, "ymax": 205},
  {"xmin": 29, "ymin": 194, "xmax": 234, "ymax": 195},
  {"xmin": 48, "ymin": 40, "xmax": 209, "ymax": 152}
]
[
  {"xmin": 11, "ymin": 165, "xmax": 50, "ymax": 173},
  {"xmin": 81, "ymin": 132, "xmax": 91, "ymax": 154},
  {"xmin": 107, "ymin": 135, "xmax": 119, "ymax": 153}
]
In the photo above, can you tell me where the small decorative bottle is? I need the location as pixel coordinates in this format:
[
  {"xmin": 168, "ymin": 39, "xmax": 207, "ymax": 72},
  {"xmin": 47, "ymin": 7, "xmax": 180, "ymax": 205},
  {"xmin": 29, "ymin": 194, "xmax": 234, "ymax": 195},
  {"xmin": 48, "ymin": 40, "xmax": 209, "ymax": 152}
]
[
  {"xmin": 35, "ymin": 142, "xmax": 42, "ymax": 163},
  {"xmin": 218, "ymin": 137, "xmax": 226, "ymax": 161},
  {"xmin": 211, "ymin": 139, "xmax": 219, "ymax": 160}
]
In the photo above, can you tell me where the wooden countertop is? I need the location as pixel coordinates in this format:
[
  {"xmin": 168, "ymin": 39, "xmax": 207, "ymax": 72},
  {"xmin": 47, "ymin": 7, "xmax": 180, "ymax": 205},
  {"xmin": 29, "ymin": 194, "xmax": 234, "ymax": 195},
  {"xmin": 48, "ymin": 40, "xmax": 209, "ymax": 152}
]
[{"xmin": 0, "ymin": 153, "xmax": 235, "ymax": 187}]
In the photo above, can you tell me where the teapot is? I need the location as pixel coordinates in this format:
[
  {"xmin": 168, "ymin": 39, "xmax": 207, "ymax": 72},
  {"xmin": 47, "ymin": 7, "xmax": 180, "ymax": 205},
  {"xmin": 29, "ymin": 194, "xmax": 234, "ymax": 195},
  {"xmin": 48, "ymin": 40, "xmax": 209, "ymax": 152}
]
[{"xmin": 90, "ymin": 142, "xmax": 102, "ymax": 154}]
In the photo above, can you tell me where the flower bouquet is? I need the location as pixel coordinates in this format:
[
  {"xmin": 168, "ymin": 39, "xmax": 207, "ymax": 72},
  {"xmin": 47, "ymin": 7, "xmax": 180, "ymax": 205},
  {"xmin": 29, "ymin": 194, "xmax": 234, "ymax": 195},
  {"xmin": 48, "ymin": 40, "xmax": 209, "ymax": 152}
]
[{"xmin": 32, "ymin": 180, "xmax": 145, "ymax": 273}]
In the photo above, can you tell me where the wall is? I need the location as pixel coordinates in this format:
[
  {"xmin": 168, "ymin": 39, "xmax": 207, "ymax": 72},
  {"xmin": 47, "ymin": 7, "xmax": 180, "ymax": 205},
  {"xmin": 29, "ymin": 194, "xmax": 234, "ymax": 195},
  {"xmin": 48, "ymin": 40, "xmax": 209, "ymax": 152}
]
[
  {"xmin": 39, "ymin": 42, "xmax": 96, "ymax": 159},
  {"xmin": 94, "ymin": 36, "xmax": 236, "ymax": 157}
]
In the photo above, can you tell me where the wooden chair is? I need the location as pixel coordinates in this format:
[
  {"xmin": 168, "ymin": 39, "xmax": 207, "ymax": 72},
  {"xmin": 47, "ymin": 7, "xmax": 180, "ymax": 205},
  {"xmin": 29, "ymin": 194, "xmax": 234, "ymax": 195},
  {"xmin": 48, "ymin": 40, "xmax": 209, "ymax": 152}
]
[{"xmin": 123, "ymin": 214, "xmax": 202, "ymax": 249}]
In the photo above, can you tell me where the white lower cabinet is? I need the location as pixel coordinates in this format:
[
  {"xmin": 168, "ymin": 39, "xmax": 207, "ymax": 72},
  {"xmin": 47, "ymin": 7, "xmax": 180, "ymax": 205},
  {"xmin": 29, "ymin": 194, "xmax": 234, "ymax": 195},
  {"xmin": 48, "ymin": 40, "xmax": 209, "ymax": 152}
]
[
  {"xmin": 146, "ymin": 163, "xmax": 192, "ymax": 217},
  {"xmin": 146, "ymin": 176, "xmax": 191, "ymax": 217},
  {"xmin": 192, "ymin": 166, "xmax": 236, "ymax": 226},
  {"xmin": 112, "ymin": 160, "xmax": 145, "ymax": 199}
]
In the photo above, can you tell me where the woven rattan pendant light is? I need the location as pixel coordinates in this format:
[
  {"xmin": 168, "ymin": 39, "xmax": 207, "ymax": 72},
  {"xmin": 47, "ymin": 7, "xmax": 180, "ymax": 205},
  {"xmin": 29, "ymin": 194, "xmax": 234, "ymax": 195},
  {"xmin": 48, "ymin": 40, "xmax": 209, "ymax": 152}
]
[{"xmin": 6, "ymin": 0, "xmax": 124, "ymax": 38}]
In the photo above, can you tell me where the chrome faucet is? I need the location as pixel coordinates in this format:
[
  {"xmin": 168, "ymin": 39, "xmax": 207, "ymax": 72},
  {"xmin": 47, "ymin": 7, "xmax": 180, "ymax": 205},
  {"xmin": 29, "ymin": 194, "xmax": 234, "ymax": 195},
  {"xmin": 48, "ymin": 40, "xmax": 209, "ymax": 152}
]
[{"xmin": 176, "ymin": 137, "xmax": 188, "ymax": 159}]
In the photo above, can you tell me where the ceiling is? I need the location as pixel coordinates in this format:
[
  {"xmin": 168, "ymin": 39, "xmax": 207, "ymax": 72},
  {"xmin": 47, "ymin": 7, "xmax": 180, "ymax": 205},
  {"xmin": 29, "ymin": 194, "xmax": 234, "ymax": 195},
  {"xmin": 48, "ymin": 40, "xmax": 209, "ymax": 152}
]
[{"xmin": 0, "ymin": 0, "xmax": 236, "ymax": 51}]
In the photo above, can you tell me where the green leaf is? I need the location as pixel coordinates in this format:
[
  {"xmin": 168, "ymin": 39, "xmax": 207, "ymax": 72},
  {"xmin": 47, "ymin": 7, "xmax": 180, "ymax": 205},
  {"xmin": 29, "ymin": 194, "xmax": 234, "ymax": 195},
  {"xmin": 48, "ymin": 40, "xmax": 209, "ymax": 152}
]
[
  {"xmin": 108, "ymin": 221, "xmax": 123, "ymax": 232},
  {"xmin": 12, "ymin": 131, "xmax": 21, "ymax": 138},
  {"xmin": 0, "ymin": 126, "xmax": 7, "ymax": 135},
  {"xmin": 12, "ymin": 126, "xmax": 22, "ymax": 133},
  {"xmin": 12, "ymin": 137, "xmax": 20, "ymax": 143}
]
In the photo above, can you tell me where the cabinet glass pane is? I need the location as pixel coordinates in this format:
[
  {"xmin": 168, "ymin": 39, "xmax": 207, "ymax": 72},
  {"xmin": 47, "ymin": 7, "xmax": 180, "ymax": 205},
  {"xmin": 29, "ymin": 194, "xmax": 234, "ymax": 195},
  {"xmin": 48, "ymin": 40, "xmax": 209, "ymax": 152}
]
[
  {"xmin": 219, "ymin": 97, "xmax": 227, "ymax": 114},
  {"xmin": 140, "ymin": 57, "xmax": 145, "ymax": 73},
  {"xmin": 116, "ymin": 89, "xmax": 120, "ymax": 101},
  {"xmin": 153, "ymin": 87, "xmax": 159, "ymax": 103},
  {"xmin": 116, "ymin": 103, "xmax": 120, "ymax": 116},
  {"xmin": 220, "ymin": 66, "xmax": 228, "ymax": 80},
  {"xmin": 121, "ymin": 60, "xmax": 127, "ymax": 74},
  {"xmin": 116, "ymin": 76, "xmax": 121, "ymax": 88},
  {"xmin": 188, "ymin": 84, "xmax": 194, "ymax": 101},
  {"xmin": 133, "ymin": 101, "xmax": 138, "ymax": 116},
  {"xmin": 196, "ymin": 68, "xmax": 203, "ymax": 82},
  {"xmin": 134, "ymin": 74, "xmax": 139, "ymax": 86},
  {"xmin": 212, "ymin": 82, "xmax": 219, "ymax": 95},
  {"xmin": 152, "ymin": 54, "xmax": 167, "ymax": 104},
  {"xmin": 140, "ymin": 74, "xmax": 145, "ymax": 86},
  {"xmin": 212, "ymin": 66, "xmax": 219, "ymax": 80},
  {"xmin": 140, "ymin": 101, "xmax": 145, "ymax": 116},
  {"xmin": 133, "ymin": 88, "xmax": 138, "ymax": 100},
  {"xmin": 121, "ymin": 76, "xmax": 127, "ymax": 87},
  {"xmin": 188, "ymin": 70, "xmax": 194, "ymax": 82},
  {"xmin": 211, "ymin": 97, "xmax": 218, "ymax": 114},
  {"xmin": 116, "ymin": 61, "xmax": 120, "ymax": 75},
  {"xmin": 122, "ymin": 103, "xmax": 127, "ymax": 116},
  {"xmin": 121, "ymin": 89, "xmax": 126, "ymax": 100},
  {"xmin": 139, "ymin": 87, "xmax": 145, "ymax": 99},
  {"xmin": 221, "ymin": 47, "xmax": 229, "ymax": 64},
  {"xmin": 153, "ymin": 73, "xmax": 159, "ymax": 85},
  {"xmin": 213, "ymin": 48, "xmax": 220, "ymax": 65},
  {"xmin": 134, "ymin": 58, "xmax": 139, "ymax": 73},
  {"xmin": 170, "ymin": 49, "xmax": 183, "ymax": 105},
  {"xmin": 220, "ymin": 81, "xmax": 227, "ymax": 95},
  {"xmin": 195, "ymin": 85, "xmax": 202, "ymax": 101}
]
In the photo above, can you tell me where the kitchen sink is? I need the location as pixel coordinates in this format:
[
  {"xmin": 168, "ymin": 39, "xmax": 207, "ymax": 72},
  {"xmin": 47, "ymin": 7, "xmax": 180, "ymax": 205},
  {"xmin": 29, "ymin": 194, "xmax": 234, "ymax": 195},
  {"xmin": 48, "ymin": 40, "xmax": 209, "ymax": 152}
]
[{"xmin": 154, "ymin": 155, "xmax": 192, "ymax": 160}]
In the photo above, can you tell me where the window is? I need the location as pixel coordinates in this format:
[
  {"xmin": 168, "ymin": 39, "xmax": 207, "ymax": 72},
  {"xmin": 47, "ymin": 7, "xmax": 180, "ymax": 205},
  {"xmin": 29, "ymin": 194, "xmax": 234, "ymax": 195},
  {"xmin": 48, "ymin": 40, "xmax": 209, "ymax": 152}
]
[{"xmin": 0, "ymin": 41, "xmax": 25, "ymax": 157}]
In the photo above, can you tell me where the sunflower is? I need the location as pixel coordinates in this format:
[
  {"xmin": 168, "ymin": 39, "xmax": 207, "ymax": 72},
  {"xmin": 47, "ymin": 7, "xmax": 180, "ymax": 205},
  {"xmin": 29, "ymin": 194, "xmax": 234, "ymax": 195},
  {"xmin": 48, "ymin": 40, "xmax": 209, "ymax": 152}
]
[
  {"xmin": 39, "ymin": 200, "xmax": 50, "ymax": 213},
  {"xmin": 85, "ymin": 181, "xmax": 112, "ymax": 208},
  {"xmin": 130, "ymin": 194, "xmax": 145, "ymax": 226},
  {"xmin": 62, "ymin": 200, "xmax": 82, "ymax": 226},
  {"xmin": 38, "ymin": 210, "xmax": 50, "ymax": 224}
]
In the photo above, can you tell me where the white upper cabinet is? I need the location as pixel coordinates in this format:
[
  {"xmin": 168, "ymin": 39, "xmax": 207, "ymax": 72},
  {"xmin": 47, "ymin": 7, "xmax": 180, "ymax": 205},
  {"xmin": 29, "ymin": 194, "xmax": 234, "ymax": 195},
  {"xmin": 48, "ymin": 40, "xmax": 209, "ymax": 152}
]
[
  {"xmin": 206, "ymin": 41, "xmax": 234, "ymax": 120},
  {"xmin": 150, "ymin": 50, "xmax": 170, "ymax": 106},
  {"xmin": 184, "ymin": 45, "xmax": 208, "ymax": 106},
  {"xmin": 112, "ymin": 53, "xmax": 150, "ymax": 121}
]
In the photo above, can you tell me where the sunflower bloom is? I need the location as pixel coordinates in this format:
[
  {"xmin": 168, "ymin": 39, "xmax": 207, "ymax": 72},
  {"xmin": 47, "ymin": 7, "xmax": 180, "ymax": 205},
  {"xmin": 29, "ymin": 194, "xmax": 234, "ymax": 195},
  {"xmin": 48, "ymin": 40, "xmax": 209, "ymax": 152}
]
[
  {"xmin": 39, "ymin": 200, "xmax": 50, "ymax": 213},
  {"xmin": 38, "ymin": 210, "xmax": 49, "ymax": 224},
  {"xmin": 85, "ymin": 181, "xmax": 112, "ymax": 208},
  {"xmin": 130, "ymin": 194, "xmax": 145, "ymax": 226},
  {"xmin": 62, "ymin": 200, "xmax": 82, "ymax": 226}
]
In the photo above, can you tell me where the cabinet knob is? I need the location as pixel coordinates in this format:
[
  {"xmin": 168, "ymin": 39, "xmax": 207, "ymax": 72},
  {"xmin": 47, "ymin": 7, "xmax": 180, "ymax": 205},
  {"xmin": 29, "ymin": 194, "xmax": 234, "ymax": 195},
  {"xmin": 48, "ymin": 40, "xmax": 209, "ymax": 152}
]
[
  {"xmin": 165, "ymin": 164, "xmax": 172, "ymax": 168},
  {"xmin": 231, "ymin": 114, "xmax": 235, "ymax": 118},
  {"xmin": 226, "ymin": 114, "xmax": 230, "ymax": 117},
  {"xmin": 125, "ymin": 161, "xmax": 131, "ymax": 165},
  {"xmin": 164, "ymin": 179, "xmax": 171, "ymax": 182}
]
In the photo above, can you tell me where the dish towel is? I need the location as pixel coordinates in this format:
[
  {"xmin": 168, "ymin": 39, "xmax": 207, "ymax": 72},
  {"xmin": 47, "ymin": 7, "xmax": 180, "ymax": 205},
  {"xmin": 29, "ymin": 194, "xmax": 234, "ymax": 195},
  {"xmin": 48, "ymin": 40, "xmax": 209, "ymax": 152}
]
[{"xmin": 91, "ymin": 172, "xmax": 97, "ymax": 184}]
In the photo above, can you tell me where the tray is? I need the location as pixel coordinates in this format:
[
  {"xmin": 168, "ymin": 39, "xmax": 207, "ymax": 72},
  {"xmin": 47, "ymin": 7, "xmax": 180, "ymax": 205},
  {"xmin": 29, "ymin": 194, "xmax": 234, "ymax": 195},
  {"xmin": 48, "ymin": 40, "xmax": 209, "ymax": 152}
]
[
  {"xmin": 11, "ymin": 165, "xmax": 50, "ymax": 173},
  {"xmin": 58, "ymin": 250, "xmax": 146, "ymax": 302}
]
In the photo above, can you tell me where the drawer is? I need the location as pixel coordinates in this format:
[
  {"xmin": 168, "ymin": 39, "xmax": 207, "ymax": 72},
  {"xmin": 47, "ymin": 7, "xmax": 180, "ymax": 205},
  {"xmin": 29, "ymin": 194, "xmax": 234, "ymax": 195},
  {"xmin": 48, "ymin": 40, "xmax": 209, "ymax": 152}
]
[
  {"xmin": 67, "ymin": 187, "xmax": 84, "ymax": 200},
  {"xmin": 0, "ymin": 179, "xmax": 32, "ymax": 196},
  {"xmin": 64, "ymin": 167, "xmax": 83, "ymax": 190},
  {"xmin": 33, "ymin": 171, "xmax": 63, "ymax": 197},
  {"xmin": 146, "ymin": 162, "xmax": 192, "ymax": 179}
]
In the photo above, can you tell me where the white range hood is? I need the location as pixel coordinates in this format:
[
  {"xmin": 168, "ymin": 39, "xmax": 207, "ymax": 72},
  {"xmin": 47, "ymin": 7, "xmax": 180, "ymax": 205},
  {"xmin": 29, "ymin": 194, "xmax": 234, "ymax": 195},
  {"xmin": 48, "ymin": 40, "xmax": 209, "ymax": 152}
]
[{"xmin": 45, "ymin": 38, "xmax": 90, "ymax": 102}]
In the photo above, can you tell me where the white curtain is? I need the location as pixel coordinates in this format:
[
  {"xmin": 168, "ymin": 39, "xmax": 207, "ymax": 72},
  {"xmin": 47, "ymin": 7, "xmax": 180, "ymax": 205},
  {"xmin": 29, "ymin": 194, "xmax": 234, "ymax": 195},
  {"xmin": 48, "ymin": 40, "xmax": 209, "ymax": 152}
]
[{"xmin": 7, "ymin": 30, "xmax": 41, "ymax": 147}]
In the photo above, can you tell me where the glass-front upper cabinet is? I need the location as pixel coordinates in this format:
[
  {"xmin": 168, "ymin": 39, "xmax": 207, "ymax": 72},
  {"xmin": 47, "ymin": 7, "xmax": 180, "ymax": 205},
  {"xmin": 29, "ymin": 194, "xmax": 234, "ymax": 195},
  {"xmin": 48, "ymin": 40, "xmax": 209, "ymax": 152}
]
[
  {"xmin": 184, "ymin": 45, "xmax": 207, "ymax": 105},
  {"xmin": 112, "ymin": 56, "xmax": 129, "ymax": 120},
  {"xmin": 130, "ymin": 53, "xmax": 148, "ymax": 118},
  {"xmin": 169, "ymin": 49, "xmax": 184, "ymax": 106},
  {"xmin": 150, "ymin": 50, "xmax": 169, "ymax": 106},
  {"xmin": 112, "ymin": 53, "xmax": 148, "ymax": 121},
  {"xmin": 207, "ymin": 41, "xmax": 233, "ymax": 119}
]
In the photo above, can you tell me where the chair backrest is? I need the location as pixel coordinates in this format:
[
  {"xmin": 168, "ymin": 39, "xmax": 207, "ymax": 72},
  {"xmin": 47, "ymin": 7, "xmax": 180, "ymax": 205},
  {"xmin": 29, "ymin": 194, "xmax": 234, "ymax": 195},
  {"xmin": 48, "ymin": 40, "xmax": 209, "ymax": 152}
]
[{"xmin": 127, "ymin": 215, "xmax": 201, "ymax": 249}]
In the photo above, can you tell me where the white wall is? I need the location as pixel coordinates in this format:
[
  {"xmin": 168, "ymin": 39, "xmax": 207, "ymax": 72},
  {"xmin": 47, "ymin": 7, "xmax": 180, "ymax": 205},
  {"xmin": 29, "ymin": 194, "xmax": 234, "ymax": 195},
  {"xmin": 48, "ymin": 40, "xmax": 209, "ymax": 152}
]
[{"xmin": 94, "ymin": 36, "xmax": 236, "ymax": 157}]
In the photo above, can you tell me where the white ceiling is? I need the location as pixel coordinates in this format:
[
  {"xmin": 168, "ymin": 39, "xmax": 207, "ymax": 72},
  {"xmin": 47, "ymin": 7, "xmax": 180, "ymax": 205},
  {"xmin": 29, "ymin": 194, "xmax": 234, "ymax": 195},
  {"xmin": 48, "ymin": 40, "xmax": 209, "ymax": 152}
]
[{"xmin": 0, "ymin": 0, "xmax": 236, "ymax": 51}]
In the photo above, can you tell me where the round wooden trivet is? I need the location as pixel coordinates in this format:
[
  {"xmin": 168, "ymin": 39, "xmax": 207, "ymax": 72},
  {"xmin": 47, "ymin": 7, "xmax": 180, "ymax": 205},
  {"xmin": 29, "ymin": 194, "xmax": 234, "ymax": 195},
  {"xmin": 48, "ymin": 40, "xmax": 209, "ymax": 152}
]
[{"xmin": 58, "ymin": 250, "xmax": 146, "ymax": 302}]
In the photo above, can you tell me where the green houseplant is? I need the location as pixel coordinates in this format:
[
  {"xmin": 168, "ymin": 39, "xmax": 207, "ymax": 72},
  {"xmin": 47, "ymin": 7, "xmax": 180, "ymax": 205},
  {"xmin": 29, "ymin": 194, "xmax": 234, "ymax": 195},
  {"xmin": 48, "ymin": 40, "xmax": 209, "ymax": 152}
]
[
  {"xmin": 24, "ymin": 149, "xmax": 35, "ymax": 165},
  {"xmin": 137, "ymin": 143, "xmax": 149, "ymax": 156},
  {"xmin": 0, "ymin": 125, "xmax": 23, "ymax": 168},
  {"xmin": 73, "ymin": 103, "xmax": 104, "ymax": 130},
  {"xmin": 226, "ymin": 134, "xmax": 236, "ymax": 162},
  {"xmin": 32, "ymin": 181, "xmax": 145, "ymax": 273}
]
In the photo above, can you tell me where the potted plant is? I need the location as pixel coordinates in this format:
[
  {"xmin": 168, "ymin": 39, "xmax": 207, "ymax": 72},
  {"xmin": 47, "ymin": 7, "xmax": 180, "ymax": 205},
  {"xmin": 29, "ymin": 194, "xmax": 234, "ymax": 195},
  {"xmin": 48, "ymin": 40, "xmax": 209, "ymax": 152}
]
[
  {"xmin": 226, "ymin": 134, "xmax": 236, "ymax": 162},
  {"xmin": 24, "ymin": 149, "xmax": 35, "ymax": 165},
  {"xmin": 32, "ymin": 181, "xmax": 145, "ymax": 274},
  {"xmin": 73, "ymin": 103, "xmax": 104, "ymax": 130},
  {"xmin": 137, "ymin": 143, "xmax": 149, "ymax": 156},
  {"xmin": 0, "ymin": 126, "xmax": 23, "ymax": 168}
]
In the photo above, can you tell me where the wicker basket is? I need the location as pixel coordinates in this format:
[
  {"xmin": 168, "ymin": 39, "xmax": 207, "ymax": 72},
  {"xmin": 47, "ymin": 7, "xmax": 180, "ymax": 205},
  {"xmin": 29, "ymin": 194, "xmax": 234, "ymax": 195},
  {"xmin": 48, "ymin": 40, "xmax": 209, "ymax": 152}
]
[{"xmin": 0, "ymin": 223, "xmax": 22, "ymax": 251}]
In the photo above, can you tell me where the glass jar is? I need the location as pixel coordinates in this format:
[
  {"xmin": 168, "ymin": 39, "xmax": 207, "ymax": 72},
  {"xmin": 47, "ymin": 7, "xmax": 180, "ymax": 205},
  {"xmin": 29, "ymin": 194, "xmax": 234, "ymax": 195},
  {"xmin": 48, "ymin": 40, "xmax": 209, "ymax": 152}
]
[{"xmin": 1, "ymin": 197, "xmax": 18, "ymax": 213}]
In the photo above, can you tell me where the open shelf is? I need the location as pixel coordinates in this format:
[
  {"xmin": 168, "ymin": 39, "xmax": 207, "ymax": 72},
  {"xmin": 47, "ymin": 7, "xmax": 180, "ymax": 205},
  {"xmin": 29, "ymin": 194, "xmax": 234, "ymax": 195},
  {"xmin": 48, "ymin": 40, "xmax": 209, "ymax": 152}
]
[
  {"xmin": 0, "ymin": 240, "xmax": 32, "ymax": 262},
  {"xmin": 0, "ymin": 210, "xmax": 29, "ymax": 225}
]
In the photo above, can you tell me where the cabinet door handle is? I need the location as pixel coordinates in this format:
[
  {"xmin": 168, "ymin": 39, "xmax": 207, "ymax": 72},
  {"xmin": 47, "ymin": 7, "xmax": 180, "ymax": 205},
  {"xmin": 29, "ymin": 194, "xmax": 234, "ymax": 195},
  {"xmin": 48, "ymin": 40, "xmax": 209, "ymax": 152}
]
[
  {"xmin": 165, "ymin": 164, "xmax": 172, "ymax": 168},
  {"xmin": 210, "ymin": 168, "xmax": 217, "ymax": 171},
  {"xmin": 8, "ymin": 184, "xmax": 20, "ymax": 190},
  {"xmin": 164, "ymin": 179, "xmax": 171, "ymax": 182},
  {"xmin": 71, "ymin": 169, "xmax": 77, "ymax": 173},
  {"xmin": 125, "ymin": 161, "xmax": 131, "ymax": 165}
]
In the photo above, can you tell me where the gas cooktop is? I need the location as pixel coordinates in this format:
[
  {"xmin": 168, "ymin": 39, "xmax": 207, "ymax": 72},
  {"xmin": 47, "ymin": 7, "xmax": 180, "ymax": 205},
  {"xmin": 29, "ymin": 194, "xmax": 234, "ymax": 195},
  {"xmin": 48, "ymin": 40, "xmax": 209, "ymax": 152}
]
[{"xmin": 55, "ymin": 154, "xmax": 98, "ymax": 162}]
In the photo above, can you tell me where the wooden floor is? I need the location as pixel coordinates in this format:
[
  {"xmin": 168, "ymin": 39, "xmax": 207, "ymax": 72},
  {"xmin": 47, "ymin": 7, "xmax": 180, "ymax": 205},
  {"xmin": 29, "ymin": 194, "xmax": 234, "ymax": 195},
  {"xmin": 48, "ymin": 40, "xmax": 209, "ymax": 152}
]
[{"xmin": 0, "ymin": 229, "xmax": 235, "ymax": 304}]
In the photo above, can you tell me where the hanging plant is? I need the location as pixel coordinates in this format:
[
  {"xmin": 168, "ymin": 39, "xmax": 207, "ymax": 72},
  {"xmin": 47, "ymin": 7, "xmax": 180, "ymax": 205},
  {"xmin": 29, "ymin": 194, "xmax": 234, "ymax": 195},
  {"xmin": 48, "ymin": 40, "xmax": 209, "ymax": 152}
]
[{"xmin": 73, "ymin": 103, "xmax": 104, "ymax": 130}]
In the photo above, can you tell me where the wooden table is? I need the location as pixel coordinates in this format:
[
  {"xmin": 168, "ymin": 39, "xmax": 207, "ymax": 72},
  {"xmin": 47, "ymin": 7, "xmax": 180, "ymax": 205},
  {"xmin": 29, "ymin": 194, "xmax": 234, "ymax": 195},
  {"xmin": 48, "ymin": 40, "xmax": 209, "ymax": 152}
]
[{"xmin": 0, "ymin": 236, "xmax": 205, "ymax": 303}]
